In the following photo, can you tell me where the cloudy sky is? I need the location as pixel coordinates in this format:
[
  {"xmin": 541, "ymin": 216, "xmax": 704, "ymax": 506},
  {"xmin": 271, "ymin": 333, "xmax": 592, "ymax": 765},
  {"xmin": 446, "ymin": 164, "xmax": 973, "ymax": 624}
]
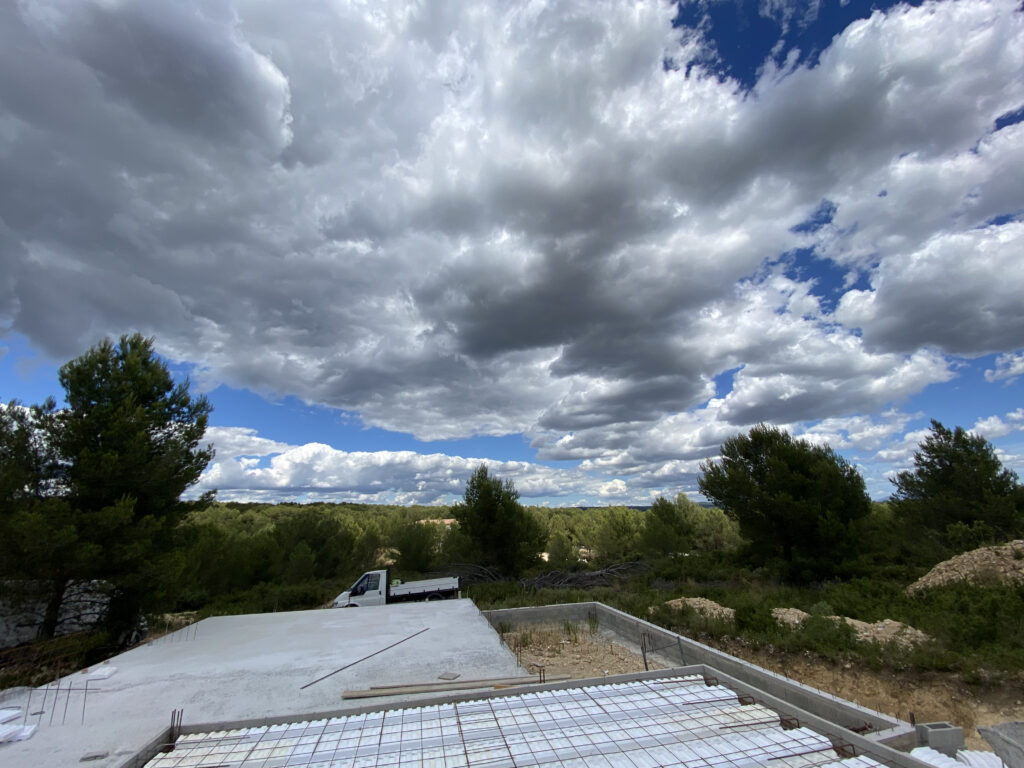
[{"xmin": 1, "ymin": 0, "xmax": 1023, "ymax": 506}]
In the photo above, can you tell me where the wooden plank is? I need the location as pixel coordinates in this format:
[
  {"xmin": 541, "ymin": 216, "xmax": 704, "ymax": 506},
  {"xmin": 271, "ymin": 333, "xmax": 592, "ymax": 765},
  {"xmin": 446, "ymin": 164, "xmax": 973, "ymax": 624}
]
[
  {"xmin": 342, "ymin": 674, "xmax": 572, "ymax": 699},
  {"xmin": 368, "ymin": 675, "xmax": 536, "ymax": 690}
]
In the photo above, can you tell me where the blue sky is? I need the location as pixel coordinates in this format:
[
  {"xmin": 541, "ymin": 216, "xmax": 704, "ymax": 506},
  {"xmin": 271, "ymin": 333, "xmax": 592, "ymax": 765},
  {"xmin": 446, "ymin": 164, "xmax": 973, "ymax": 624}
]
[{"xmin": 2, "ymin": 0, "xmax": 1023, "ymax": 506}]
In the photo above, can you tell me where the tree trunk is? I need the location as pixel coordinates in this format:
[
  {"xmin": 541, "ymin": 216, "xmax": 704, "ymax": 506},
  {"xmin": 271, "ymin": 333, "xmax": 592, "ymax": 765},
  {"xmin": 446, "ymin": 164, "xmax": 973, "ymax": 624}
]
[{"xmin": 39, "ymin": 576, "xmax": 68, "ymax": 640}]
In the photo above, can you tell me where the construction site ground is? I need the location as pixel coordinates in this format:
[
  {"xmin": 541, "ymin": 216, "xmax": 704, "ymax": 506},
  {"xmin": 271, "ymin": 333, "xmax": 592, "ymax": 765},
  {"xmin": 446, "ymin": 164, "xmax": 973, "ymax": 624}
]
[{"xmin": 502, "ymin": 623, "xmax": 1024, "ymax": 752}]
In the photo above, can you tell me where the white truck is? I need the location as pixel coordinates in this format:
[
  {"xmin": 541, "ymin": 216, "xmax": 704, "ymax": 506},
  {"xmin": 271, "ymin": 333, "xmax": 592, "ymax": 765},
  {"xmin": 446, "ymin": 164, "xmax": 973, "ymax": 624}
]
[{"xmin": 331, "ymin": 568, "xmax": 461, "ymax": 607}]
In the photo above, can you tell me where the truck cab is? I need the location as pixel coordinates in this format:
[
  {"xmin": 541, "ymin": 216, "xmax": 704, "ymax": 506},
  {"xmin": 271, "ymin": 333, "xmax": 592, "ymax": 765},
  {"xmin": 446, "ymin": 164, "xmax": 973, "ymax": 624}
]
[{"xmin": 333, "ymin": 570, "xmax": 388, "ymax": 607}]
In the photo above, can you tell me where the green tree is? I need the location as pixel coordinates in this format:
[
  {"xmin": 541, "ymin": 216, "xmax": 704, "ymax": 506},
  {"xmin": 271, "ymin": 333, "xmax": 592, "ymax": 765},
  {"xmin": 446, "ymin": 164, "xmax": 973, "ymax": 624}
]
[
  {"xmin": 698, "ymin": 424, "xmax": 870, "ymax": 582},
  {"xmin": 55, "ymin": 333, "xmax": 214, "ymax": 638},
  {"xmin": 640, "ymin": 496, "xmax": 692, "ymax": 558},
  {"xmin": 284, "ymin": 542, "xmax": 318, "ymax": 584},
  {"xmin": 890, "ymin": 420, "xmax": 1022, "ymax": 547},
  {"xmin": 450, "ymin": 465, "xmax": 545, "ymax": 577},
  {"xmin": 546, "ymin": 530, "xmax": 578, "ymax": 569},
  {"xmin": 1, "ymin": 399, "xmax": 57, "ymax": 502},
  {"xmin": 1, "ymin": 400, "xmax": 99, "ymax": 637},
  {"xmin": 392, "ymin": 519, "xmax": 441, "ymax": 574},
  {"xmin": 676, "ymin": 496, "xmax": 743, "ymax": 552},
  {"xmin": 592, "ymin": 506, "xmax": 641, "ymax": 563}
]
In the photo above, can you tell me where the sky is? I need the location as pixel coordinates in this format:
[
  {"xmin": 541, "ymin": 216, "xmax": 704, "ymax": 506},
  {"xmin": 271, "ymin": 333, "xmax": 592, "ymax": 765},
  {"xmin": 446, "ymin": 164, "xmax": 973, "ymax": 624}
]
[{"xmin": 1, "ymin": 0, "xmax": 1023, "ymax": 507}]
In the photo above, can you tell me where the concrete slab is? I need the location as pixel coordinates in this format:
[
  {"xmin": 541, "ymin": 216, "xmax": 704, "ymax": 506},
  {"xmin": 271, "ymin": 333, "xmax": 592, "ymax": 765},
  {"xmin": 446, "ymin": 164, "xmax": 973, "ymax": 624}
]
[{"xmin": 0, "ymin": 599, "xmax": 522, "ymax": 768}]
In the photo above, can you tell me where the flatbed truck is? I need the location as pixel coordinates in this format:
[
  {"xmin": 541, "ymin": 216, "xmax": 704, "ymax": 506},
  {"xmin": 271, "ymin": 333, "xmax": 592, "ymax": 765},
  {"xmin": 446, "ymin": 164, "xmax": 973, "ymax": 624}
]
[{"xmin": 331, "ymin": 568, "xmax": 461, "ymax": 607}]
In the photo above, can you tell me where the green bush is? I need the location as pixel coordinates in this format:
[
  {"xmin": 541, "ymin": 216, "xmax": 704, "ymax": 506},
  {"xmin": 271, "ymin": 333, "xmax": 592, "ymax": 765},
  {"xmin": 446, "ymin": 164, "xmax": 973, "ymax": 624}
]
[{"xmin": 733, "ymin": 603, "xmax": 777, "ymax": 635}]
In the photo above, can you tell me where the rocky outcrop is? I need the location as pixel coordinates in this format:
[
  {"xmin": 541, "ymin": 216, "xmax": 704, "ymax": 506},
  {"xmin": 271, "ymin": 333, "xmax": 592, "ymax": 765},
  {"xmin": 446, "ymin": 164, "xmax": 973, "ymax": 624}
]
[{"xmin": 907, "ymin": 540, "xmax": 1024, "ymax": 594}]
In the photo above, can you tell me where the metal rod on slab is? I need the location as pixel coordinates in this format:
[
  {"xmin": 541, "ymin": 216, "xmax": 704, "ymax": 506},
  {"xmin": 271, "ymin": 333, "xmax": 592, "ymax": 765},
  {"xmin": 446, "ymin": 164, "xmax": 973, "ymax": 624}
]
[
  {"xmin": 48, "ymin": 664, "xmax": 62, "ymax": 727},
  {"xmin": 61, "ymin": 677, "xmax": 72, "ymax": 725},
  {"xmin": 300, "ymin": 627, "xmax": 430, "ymax": 690},
  {"xmin": 343, "ymin": 674, "xmax": 573, "ymax": 699},
  {"xmin": 49, "ymin": 678, "xmax": 59, "ymax": 726},
  {"xmin": 36, "ymin": 683, "xmax": 48, "ymax": 726}
]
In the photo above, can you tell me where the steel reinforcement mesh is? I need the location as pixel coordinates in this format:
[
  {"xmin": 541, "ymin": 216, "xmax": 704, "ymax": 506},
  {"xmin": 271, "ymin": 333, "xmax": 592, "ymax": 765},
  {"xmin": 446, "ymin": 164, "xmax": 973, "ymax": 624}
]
[{"xmin": 142, "ymin": 674, "xmax": 889, "ymax": 768}]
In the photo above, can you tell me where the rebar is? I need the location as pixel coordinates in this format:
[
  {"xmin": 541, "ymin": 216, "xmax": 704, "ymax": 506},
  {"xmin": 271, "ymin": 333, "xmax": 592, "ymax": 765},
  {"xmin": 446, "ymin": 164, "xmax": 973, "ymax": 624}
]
[{"xmin": 299, "ymin": 627, "xmax": 429, "ymax": 689}]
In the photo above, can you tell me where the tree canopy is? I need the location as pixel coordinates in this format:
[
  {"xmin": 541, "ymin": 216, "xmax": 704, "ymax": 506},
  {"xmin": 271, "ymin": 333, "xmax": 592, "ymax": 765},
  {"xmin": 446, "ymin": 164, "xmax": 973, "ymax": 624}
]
[
  {"xmin": 640, "ymin": 496, "xmax": 692, "ymax": 558},
  {"xmin": 891, "ymin": 420, "xmax": 1022, "ymax": 548},
  {"xmin": 0, "ymin": 334, "xmax": 214, "ymax": 639},
  {"xmin": 450, "ymin": 464, "xmax": 545, "ymax": 576},
  {"xmin": 698, "ymin": 424, "xmax": 870, "ymax": 581}
]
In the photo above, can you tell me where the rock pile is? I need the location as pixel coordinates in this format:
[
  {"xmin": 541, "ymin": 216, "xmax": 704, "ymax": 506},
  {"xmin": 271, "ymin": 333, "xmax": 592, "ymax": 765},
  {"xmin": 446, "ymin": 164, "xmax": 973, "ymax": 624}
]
[
  {"xmin": 907, "ymin": 540, "xmax": 1024, "ymax": 594},
  {"xmin": 771, "ymin": 607, "xmax": 810, "ymax": 627},
  {"xmin": 772, "ymin": 608, "xmax": 930, "ymax": 648},
  {"xmin": 664, "ymin": 596, "xmax": 736, "ymax": 621},
  {"xmin": 669, "ymin": 598, "xmax": 931, "ymax": 647},
  {"xmin": 836, "ymin": 617, "xmax": 931, "ymax": 648}
]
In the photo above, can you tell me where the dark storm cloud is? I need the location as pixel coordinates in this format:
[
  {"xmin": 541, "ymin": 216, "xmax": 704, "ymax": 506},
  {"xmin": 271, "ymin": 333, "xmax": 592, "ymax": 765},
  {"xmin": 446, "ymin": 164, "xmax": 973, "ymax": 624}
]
[{"xmin": 58, "ymin": 2, "xmax": 291, "ymax": 148}]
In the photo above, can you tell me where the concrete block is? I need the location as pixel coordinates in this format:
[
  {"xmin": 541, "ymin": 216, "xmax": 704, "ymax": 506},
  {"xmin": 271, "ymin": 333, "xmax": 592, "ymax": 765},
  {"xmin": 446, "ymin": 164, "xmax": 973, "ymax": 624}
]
[{"xmin": 917, "ymin": 722, "xmax": 965, "ymax": 756}]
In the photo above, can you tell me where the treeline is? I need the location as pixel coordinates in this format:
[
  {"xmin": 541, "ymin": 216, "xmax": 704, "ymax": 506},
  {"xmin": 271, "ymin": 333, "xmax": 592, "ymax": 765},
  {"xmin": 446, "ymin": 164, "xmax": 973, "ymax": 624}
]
[{"xmin": 167, "ymin": 492, "xmax": 744, "ymax": 614}]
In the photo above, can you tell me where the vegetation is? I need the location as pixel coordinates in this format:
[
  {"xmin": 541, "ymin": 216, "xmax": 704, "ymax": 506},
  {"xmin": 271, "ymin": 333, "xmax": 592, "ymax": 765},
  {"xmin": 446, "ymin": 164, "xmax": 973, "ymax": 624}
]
[
  {"xmin": 891, "ymin": 419, "xmax": 1023, "ymax": 551},
  {"xmin": 699, "ymin": 424, "xmax": 870, "ymax": 582},
  {"xmin": 1, "ymin": 334, "xmax": 213, "ymax": 642},
  {"xmin": 466, "ymin": 570, "xmax": 1024, "ymax": 679},
  {"xmin": 57, "ymin": 334, "xmax": 214, "ymax": 639},
  {"xmin": 451, "ymin": 465, "xmax": 546, "ymax": 577}
]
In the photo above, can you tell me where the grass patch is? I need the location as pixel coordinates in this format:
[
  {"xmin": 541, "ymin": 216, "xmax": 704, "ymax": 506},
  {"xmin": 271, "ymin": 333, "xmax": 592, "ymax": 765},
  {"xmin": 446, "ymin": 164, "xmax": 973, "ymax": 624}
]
[
  {"xmin": 0, "ymin": 631, "xmax": 111, "ymax": 690},
  {"xmin": 195, "ymin": 580, "xmax": 343, "ymax": 618}
]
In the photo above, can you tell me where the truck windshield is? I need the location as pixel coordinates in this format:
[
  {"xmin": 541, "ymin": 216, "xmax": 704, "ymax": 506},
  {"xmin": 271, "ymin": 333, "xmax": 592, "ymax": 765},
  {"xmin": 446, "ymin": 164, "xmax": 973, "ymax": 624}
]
[
  {"xmin": 350, "ymin": 575, "xmax": 367, "ymax": 596},
  {"xmin": 349, "ymin": 572, "xmax": 380, "ymax": 597}
]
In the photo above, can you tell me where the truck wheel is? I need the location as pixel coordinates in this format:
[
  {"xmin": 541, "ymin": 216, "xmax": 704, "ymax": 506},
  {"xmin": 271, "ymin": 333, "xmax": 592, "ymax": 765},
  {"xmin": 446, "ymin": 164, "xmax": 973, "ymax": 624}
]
[{"xmin": 425, "ymin": 593, "xmax": 443, "ymax": 601}]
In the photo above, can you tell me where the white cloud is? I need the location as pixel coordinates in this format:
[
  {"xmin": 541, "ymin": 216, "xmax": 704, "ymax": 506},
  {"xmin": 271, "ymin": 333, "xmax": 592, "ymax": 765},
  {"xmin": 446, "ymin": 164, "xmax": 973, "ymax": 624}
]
[
  {"xmin": 198, "ymin": 426, "xmax": 602, "ymax": 504},
  {"xmin": 985, "ymin": 352, "xmax": 1024, "ymax": 384},
  {"xmin": 597, "ymin": 479, "xmax": 628, "ymax": 498},
  {"xmin": 1, "ymin": 0, "xmax": 1022, "ymax": 501},
  {"xmin": 973, "ymin": 409, "xmax": 1024, "ymax": 439},
  {"xmin": 835, "ymin": 222, "xmax": 1024, "ymax": 355}
]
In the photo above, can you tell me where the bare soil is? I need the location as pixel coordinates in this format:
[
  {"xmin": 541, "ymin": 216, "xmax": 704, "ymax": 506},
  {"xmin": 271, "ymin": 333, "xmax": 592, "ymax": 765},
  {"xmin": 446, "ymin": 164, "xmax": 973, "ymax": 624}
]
[
  {"xmin": 502, "ymin": 624, "xmax": 664, "ymax": 680},
  {"xmin": 503, "ymin": 623, "xmax": 1024, "ymax": 751}
]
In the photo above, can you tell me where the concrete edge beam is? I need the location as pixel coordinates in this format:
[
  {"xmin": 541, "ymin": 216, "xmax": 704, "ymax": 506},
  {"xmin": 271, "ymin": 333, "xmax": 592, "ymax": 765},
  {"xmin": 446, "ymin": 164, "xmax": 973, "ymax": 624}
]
[{"xmin": 706, "ymin": 665, "xmax": 932, "ymax": 768}]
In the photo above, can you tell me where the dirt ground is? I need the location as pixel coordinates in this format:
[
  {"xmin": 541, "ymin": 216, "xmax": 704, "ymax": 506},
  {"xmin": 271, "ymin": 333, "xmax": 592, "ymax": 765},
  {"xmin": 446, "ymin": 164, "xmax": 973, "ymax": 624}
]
[{"xmin": 501, "ymin": 623, "xmax": 1024, "ymax": 752}]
